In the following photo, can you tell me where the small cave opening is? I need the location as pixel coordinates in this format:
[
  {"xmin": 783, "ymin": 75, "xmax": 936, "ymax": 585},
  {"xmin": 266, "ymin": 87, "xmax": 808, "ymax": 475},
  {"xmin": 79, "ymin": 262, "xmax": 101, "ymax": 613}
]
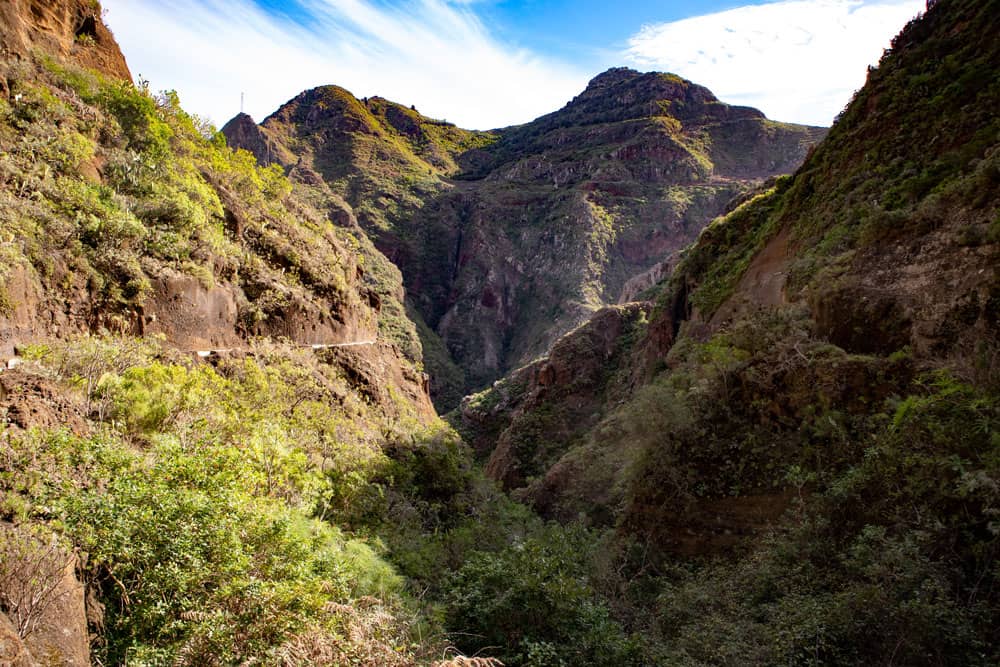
[
  {"xmin": 75, "ymin": 15, "xmax": 99, "ymax": 43},
  {"xmin": 670, "ymin": 281, "xmax": 691, "ymax": 338}
]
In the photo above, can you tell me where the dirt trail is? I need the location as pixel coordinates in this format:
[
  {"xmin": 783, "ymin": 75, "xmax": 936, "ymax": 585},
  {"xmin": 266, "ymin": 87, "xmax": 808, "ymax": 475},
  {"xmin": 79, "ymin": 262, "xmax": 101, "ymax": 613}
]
[{"xmin": 191, "ymin": 338, "xmax": 378, "ymax": 357}]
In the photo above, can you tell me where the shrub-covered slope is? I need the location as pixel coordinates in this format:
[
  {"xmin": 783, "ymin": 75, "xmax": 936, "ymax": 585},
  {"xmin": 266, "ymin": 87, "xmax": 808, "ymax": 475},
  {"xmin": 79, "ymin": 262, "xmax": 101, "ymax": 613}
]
[
  {"xmin": 0, "ymin": 4, "xmax": 481, "ymax": 663},
  {"xmin": 1, "ymin": 339, "xmax": 446, "ymax": 664},
  {"xmin": 226, "ymin": 70, "xmax": 825, "ymax": 408},
  {"xmin": 0, "ymin": 40, "xmax": 437, "ymax": 413},
  {"xmin": 458, "ymin": 0, "xmax": 1000, "ymax": 661}
]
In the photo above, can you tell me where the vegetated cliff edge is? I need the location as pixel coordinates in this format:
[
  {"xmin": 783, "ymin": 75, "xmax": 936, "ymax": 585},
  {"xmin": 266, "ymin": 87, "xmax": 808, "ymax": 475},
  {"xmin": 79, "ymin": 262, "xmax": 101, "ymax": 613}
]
[
  {"xmin": 224, "ymin": 71, "xmax": 826, "ymax": 409},
  {"xmin": 0, "ymin": 5, "xmax": 436, "ymax": 420}
]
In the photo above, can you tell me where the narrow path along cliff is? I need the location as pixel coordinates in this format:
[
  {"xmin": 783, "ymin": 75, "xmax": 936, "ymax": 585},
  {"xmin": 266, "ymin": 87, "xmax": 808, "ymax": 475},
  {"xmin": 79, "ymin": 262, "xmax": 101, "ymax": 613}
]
[{"xmin": 190, "ymin": 338, "xmax": 378, "ymax": 357}]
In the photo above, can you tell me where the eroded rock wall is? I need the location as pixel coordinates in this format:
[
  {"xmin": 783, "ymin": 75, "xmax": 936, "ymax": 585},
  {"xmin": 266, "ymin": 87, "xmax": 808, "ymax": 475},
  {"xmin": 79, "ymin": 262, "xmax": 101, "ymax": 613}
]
[{"xmin": 0, "ymin": 0, "xmax": 130, "ymax": 82}]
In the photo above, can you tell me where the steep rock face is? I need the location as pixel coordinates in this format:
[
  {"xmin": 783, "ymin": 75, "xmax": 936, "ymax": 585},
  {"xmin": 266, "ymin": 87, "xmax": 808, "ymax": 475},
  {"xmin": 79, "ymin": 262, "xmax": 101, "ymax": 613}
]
[
  {"xmin": 458, "ymin": 303, "xmax": 649, "ymax": 523},
  {"xmin": 226, "ymin": 71, "xmax": 825, "ymax": 407},
  {"xmin": 411, "ymin": 71, "xmax": 821, "ymax": 394},
  {"xmin": 22, "ymin": 556, "xmax": 90, "ymax": 667},
  {"xmin": 459, "ymin": 0, "xmax": 999, "ymax": 550},
  {"xmin": 219, "ymin": 112, "xmax": 291, "ymax": 169},
  {"xmin": 0, "ymin": 0, "xmax": 130, "ymax": 82}
]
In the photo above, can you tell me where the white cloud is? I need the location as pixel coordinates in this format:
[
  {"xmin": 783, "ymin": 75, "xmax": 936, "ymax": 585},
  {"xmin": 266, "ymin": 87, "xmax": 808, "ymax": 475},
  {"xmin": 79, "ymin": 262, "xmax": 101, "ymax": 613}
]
[
  {"xmin": 624, "ymin": 0, "xmax": 924, "ymax": 126},
  {"xmin": 100, "ymin": 0, "xmax": 589, "ymax": 130}
]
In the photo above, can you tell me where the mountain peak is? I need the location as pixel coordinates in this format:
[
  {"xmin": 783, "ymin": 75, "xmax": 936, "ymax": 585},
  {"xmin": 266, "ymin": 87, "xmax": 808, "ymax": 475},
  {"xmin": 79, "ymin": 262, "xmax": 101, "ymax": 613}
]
[
  {"xmin": 576, "ymin": 68, "xmax": 718, "ymax": 107},
  {"xmin": 223, "ymin": 112, "xmax": 256, "ymax": 127},
  {"xmin": 585, "ymin": 67, "xmax": 642, "ymax": 89},
  {"xmin": 221, "ymin": 112, "xmax": 288, "ymax": 167},
  {"xmin": 519, "ymin": 67, "xmax": 763, "ymax": 134}
]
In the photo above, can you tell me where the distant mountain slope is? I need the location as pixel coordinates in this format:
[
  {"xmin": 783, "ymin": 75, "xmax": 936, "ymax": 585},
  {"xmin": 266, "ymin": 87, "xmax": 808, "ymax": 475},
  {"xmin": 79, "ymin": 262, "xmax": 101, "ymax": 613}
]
[{"xmin": 225, "ymin": 71, "xmax": 825, "ymax": 408}]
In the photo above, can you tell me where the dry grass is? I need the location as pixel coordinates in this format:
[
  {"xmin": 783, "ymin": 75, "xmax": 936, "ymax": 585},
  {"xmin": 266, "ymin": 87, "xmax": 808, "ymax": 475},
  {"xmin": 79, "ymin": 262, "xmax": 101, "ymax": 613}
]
[
  {"xmin": 273, "ymin": 597, "xmax": 416, "ymax": 667},
  {"xmin": 432, "ymin": 657, "xmax": 504, "ymax": 667}
]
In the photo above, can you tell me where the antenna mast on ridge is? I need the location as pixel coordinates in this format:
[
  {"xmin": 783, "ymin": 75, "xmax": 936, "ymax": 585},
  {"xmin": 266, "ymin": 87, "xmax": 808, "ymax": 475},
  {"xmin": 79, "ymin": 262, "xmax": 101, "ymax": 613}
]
[{"xmin": 240, "ymin": 92, "xmax": 245, "ymax": 114}]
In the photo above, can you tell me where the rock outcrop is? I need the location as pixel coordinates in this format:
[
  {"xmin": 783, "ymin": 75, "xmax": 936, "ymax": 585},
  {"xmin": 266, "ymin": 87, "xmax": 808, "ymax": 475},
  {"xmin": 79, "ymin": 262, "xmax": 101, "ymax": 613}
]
[
  {"xmin": 0, "ymin": 524, "xmax": 91, "ymax": 667},
  {"xmin": 0, "ymin": 369, "xmax": 90, "ymax": 434},
  {"xmin": 219, "ymin": 112, "xmax": 291, "ymax": 168},
  {"xmin": 0, "ymin": 0, "xmax": 130, "ymax": 82},
  {"xmin": 0, "ymin": 613, "xmax": 34, "ymax": 667}
]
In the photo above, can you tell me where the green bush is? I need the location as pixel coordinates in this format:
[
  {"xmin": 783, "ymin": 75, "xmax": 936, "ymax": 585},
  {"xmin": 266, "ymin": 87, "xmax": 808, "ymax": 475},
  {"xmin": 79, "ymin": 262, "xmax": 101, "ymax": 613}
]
[
  {"xmin": 0, "ymin": 286, "xmax": 14, "ymax": 317},
  {"xmin": 3, "ymin": 416, "xmax": 411, "ymax": 664},
  {"xmin": 646, "ymin": 373, "xmax": 1000, "ymax": 665},
  {"xmin": 0, "ymin": 337, "xmax": 474, "ymax": 662},
  {"xmin": 99, "ymin": 80, "xmax": 173, "ymax": 159},
  {"xmin": 444, "ymin": 525, "xmax": 642, "ymax": 666}
]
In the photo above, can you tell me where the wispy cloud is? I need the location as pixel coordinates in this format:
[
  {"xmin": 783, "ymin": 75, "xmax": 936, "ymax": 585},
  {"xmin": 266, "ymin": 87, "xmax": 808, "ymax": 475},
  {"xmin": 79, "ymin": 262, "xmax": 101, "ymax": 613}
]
[
  {"xmin": 100, "ymin": 0, "xmax": 589, "ymax": 130},
  {"xmin": 624, "ymin": 0, "xmax": 924, "ymax": 126}
]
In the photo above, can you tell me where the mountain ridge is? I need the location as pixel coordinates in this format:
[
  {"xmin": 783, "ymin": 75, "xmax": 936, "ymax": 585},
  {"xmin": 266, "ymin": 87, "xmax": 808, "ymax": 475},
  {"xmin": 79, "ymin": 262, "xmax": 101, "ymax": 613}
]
[
  {"xmin": 224, "ymin": 68, "xmax": 826, "ymax": 408},
  {"xmin": 460, "ymin": 0, "xmax": 999, "ymax": 534}
]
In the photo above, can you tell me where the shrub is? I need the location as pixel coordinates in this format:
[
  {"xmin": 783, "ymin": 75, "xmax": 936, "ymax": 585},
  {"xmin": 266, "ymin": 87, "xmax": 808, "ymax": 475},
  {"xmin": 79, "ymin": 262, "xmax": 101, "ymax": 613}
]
[
  {"xmin": 444, "ymin": 525, "xmax": 642, "ymax": 666},
  {"xmin": 5, "ymin": 425, "xmax": 413, "ymax": 664},
  {"xmin": 0, "ymin": 285, "xmax": 14, "ymax": 317},
  {"xmin": 0, "ymin": 524, "xmax": 71, "ymax": 639}
]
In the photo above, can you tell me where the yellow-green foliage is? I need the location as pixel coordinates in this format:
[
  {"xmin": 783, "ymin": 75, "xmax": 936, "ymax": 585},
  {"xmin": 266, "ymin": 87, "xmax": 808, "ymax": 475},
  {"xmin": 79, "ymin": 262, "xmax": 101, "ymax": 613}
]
[
  {"xmin": 4, "ymin": 428, "xmax": 408, "ymax": 665},
  {"xmin": 361, "ymin": 95, "xmax": 497, "ymax": 175},
  {"xmin": 0, "ymin": 335, "xmax": 458, "ymax": 664},
  {"xmin": 0, "ymin": 55, "xmax": 359, "ymax": 321}
]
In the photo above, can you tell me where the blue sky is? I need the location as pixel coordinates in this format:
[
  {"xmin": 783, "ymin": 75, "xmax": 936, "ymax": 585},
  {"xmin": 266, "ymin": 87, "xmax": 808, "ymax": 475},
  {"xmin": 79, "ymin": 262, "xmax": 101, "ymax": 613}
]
[
  {"xmin": 433, "ymin": 0, "xmax": 753, "ymax": 61},
  {"xmin": 100, "ymin": 0, "xmax": 923, "ymax": 130}
]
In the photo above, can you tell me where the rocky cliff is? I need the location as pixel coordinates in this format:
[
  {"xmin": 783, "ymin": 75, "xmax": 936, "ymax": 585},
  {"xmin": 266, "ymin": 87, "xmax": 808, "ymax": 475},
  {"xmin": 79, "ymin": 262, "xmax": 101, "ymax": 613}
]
[
  {"xmin": 0, "ymin": 0, "xmax": 130, "ymax": 83},
  {"xmin": 225, "ymin": 71, "xmax": 825, "ymax": 408}
]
